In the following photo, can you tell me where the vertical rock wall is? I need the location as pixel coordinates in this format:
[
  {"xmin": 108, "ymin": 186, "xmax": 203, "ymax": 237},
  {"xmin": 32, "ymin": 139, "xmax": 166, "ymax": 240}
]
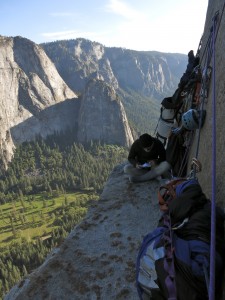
[
  {"xmin": 77, "ymin": 79, "xmax": 134, "ymax": 147},
  {"xmin": 190, "ymin": 0, "xmax": 225, "ymax": 210}
]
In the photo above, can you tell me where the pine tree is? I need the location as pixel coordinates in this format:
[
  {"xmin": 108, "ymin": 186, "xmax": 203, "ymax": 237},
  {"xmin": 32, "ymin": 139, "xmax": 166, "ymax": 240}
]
[
  {"xmin": 10, "ymin": 217, "xmax": 16, "ymax": 237},
  {"xmin": 18, "ymin": 189, "xmax": 24, "ymax": 199},
  {"xmin": 19, "ymin": 214, "xmax": 24, "ymax": 225},
  {"xmin": 64, "ymin": 196, "xmax": 68, "ymax": 206}
]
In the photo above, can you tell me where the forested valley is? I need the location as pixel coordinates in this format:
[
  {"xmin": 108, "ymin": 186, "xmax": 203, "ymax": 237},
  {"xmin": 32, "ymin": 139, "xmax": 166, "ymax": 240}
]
[{"xmin": 0, "ymin": 130, "xmax": 128, "ymax": 298}]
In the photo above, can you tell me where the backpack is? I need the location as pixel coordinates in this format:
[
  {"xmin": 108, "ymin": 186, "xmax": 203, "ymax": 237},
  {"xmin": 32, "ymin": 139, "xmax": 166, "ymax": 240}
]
[
  {"xmin": 136, "ymin": 179, "xmax": 225, "ymax": 300},
  {"xmin": 136, "ymin": 227, "xmax": 167, "ymax": 300},
  {"xmin": 157, "ymin": 177, "xmax": 188, "ymax": 211},
  {"xmin": 136, "ymin": 225, "xmax": 215, "ymax": 300}
]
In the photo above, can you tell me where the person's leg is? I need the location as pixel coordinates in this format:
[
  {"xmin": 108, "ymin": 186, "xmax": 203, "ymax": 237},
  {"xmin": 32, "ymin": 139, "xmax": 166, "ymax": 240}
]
[
  {"xmin": 130, "ymin": 161, "xmax": 171, "ymax": 183},
  {"xmin": 124, "ymin": 163, "xmax": 148, "ymax": 176}
]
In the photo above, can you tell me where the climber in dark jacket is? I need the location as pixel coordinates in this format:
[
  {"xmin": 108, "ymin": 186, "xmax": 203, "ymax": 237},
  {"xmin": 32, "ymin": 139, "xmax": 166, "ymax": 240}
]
[{"xmin": 124, "ymin": 133, "xmax": 171, "ymax": 182}]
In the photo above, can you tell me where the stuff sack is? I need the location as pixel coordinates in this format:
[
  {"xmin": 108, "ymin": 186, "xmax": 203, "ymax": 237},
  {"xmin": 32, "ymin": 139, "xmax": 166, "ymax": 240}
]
[
  {"xmin": 154, "ymin": 235, "xmax": 217, "ymax": 300},
  {"xmin": 136, "ymin": 226, "xmax": 223, "ymax": 300},
  {"xmin": 136, "ymin": 226, "xmax": 166, "ymax": 300},
  {"xmin": 156, "ymin": 97, "xmax": 182, "ymax": 146},
  {"xmin": 156, "ymin": 118, "xmax": 174, "ymax": 146}
]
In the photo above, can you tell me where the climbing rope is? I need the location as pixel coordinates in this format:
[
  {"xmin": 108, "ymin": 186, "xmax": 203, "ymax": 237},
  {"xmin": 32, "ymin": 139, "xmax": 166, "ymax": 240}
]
[
  {"xmin": 209, "ymin": 11, "xmax": 218, "ymax": 300},
  {"xmin": 192, "ymin": 11, "xmax": 219, "ymax": 179},
  {"xmin": 177, "ymin": 131, "xmax": 194, "ymax": 178},
  {"xmin": 175, "ymin": 5, "xmax": 223, "ymax": 299},
  {"xmin": 200, "ymin": 0, "xmax": 225, "ymax": 67},
  {"xmin": 195, "ymin": 6, "xmax": 224, "ymax": 299},
  {"xmin": 188, "ymin": 10, "xmax": 220, "ymax": 299},
  {"xmin": 157, "ymin": 3, "xmax": 225, "ymax": 299}
]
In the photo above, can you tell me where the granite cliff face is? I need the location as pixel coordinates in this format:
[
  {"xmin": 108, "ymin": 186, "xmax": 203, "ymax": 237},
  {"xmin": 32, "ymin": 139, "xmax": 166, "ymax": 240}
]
[
  {"xmin": 42, "ymin": 39, "xmax": 187, "ymax": 136},
  {"xmin": 0, "ymin": 37, "xmax": 134, "ymax": 168},
  {"xmin": 42, "ymin": 39, "xmax": 187, "ymax": 99},
  {"xmin": 189, "ymin": 0, "xmax": 225, "ymax": 209},
  {"xmin": 4, "ymin": 0, "xmax": 225, "ymax": 298},
  {"xmin": 0, "ymin": 36, "xmax": 77, "ymax": 168},
  {"xmin": 42, "ymin": 39, "xmax": 119, "ymax": 94},
  {"xmin": 105, "ymin": 48, "xmax": 185, "ymax": 99},
  {"xmin": 77, "ymin": 78, "xmax": 133, "ymax": 146}
]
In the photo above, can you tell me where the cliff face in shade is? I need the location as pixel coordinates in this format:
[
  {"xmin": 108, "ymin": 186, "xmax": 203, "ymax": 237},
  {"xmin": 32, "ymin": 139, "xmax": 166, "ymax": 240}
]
[
  {"xmin": 77, "ymin": 78, "xmax": 134, "ymax": 147},
  {"xmin": 0, "ymin": 36, "xmax": 77, "ymax": 168}
]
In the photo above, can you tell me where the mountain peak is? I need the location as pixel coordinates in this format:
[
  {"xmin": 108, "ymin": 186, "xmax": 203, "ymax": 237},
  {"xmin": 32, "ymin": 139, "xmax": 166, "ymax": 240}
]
[{"xmin": 77, "ymin": 79, "xmax": 134, "ymax": 147}]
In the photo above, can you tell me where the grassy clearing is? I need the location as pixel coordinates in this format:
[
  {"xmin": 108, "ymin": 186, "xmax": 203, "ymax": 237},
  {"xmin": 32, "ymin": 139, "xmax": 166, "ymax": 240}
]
[{"xmin": 0, "ymin": 191, "xmax": 98, "ymax": 247}]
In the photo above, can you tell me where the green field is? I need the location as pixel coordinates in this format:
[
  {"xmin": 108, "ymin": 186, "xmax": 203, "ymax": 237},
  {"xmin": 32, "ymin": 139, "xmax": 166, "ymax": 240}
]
[
  {"xmin": 0, "ymin": 191, "xmax": 98, "ymax": 248},
  {"xmin": 0, "ymin": 139, "xmax": 124, "ymax": 297}
]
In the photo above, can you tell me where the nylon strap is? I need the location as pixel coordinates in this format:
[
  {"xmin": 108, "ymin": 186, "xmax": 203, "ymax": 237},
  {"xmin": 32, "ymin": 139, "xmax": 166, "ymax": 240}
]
[{"xmin": 162, "ymin": 212, "xmax": 177, "ymax": 300}]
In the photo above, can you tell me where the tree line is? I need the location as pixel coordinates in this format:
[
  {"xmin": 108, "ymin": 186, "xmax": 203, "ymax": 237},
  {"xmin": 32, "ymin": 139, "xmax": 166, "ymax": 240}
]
[
  {"xmin": 0, "ymin": 134, "xmax": 128, "ymax": 203},
  {"xmin": 0, "ymin": 196, "xmax": 92, "ymax": 298},
  {"xmin": 0, "ymin": 132, "xmax": 128, "ymax": 298}
]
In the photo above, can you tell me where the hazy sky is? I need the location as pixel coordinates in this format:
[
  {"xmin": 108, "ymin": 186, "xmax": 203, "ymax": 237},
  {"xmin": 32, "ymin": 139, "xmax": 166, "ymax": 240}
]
[{"xmin": 0, "ymin": 0, "xmax": 208, "ymax": 54}]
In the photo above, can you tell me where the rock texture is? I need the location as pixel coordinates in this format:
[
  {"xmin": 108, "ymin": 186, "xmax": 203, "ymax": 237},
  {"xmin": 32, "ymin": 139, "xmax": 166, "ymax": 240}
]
[
  {"xmin": 77, "ymin": 78, "xmax": 134, "ymax": 146},
  {"xmin": 0, "ymin": 37, "xmax": 134, "ymax": 168},
  {"xmin": 4, "ymin": 0, "xmax": 225, "ymax": 299},
  {"xmin": 189, "ymin": 0, "xmax": 225, "ymax": 209},
  {"xmin": 42, "ymin": 39, "xmax": 119, "ymax": 93},
  {"xmin": 0, "ymin": 36, "xmax": 77, "ymax": 168},
  {"xmin": 4, "ymin": 164, "xmax": 161, "ymax": 300},
  {"xmin": 42, "ymin": 39, "xmax": 187, "ymax": 99}
]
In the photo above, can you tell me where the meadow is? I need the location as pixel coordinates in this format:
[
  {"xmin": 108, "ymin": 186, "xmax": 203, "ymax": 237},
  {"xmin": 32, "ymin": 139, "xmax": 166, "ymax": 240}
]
[{"xmin": 0, "ymin": 191, "xmax": 99, "ymax": 248}]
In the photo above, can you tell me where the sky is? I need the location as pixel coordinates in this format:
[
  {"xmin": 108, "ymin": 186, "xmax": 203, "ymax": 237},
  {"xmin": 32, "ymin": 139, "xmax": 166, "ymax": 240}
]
[{"xmin": 0, "ymin": 0, "xmax": 208, "ymax": 54}]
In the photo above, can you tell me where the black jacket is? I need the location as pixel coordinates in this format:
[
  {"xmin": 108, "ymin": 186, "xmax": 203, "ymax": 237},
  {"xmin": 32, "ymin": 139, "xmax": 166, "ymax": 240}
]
[{"xmin": 128, "ymin": 137, "xmax": 166, "ymax": 166}]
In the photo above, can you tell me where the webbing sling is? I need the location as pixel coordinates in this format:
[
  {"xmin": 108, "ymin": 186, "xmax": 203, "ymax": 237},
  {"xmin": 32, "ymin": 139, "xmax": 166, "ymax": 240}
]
[
  {"xmin": 162, "ymin": 212, "xmax": 177, "ymax": 300},
  {"xmin": 159, "ymin": 180, "xmax": 184, "ymax": 300}
]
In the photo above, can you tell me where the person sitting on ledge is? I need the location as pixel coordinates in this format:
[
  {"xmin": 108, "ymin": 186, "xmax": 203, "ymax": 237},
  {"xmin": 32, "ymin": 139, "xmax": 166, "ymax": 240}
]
[{"xmin": 124, "ymin": 133, "xmax": 171, "ymax": 183}]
